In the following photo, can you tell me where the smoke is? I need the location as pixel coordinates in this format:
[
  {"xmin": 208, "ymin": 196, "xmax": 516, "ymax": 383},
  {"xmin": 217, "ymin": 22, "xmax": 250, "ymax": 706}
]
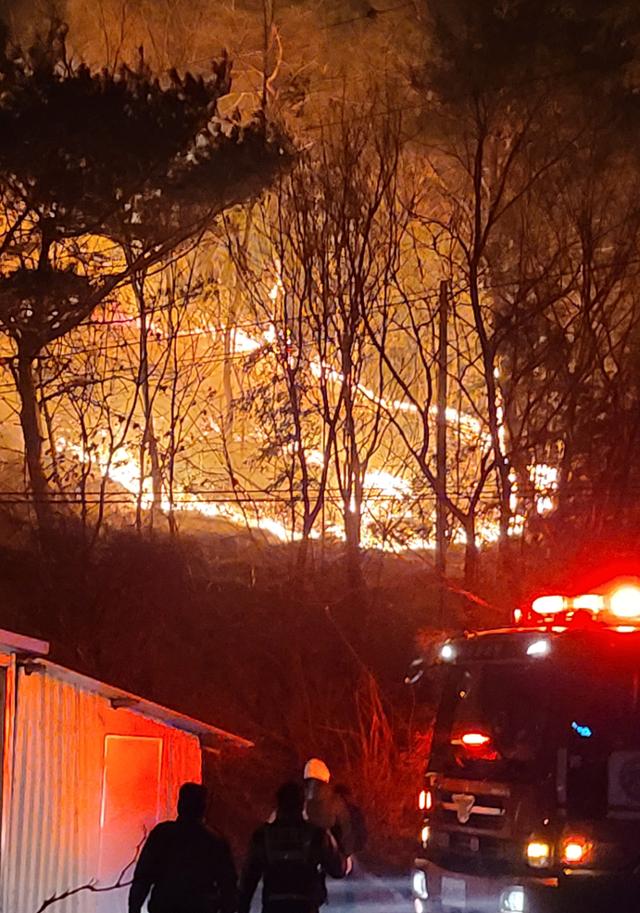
[{"xmin": 0, "ymin": 0, "xmax": 67, "ymax": 41}]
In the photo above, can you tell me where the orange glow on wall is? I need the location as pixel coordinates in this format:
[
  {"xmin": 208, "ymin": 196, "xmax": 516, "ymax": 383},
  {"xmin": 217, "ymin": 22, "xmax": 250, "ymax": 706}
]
[{"xmin": 99, "ymin": 735, "xmax": 163, "ymax": 883}]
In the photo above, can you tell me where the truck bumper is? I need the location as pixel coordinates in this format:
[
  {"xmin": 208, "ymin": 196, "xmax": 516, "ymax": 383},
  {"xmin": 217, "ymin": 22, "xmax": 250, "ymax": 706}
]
[
  {"xmin": 413, "ymin": 859, "xmax": 558, "ymax": 913},
  {"xmin": 414, "ymin": 859, "xmax": 640, "ymax": 913}
]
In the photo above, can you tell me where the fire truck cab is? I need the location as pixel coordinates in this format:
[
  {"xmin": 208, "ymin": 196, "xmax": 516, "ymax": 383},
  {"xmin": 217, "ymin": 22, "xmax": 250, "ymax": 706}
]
[{"xmin": 412, "ymin": 582, "xmax": 640, "ymax": 913}]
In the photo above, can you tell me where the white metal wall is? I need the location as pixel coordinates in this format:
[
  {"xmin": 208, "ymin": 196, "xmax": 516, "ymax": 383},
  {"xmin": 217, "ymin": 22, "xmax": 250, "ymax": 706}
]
[
  {"xmin": 0, "ymin": 664, "xmax": 201, "ymax": 913},
  {"xmin": 2, "ymin": 667, "xmax": 103, "ymax": 913}
]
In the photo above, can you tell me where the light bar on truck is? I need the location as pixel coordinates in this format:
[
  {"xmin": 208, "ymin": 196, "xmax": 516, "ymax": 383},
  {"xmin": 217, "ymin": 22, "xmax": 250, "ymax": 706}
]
[
  {"xmin": 610, "ymin": 585, "xmax": 640, "ymax": 619},
  {"xmin": 573, "ymin": 594, "xmax": 604, "ymax": 612},
  {"xmin": 531, "ymin": 595, "xmax": 565, "ymax": 615},
  {"xmin": 526, "ymin": 582, "xmax": 640, "ymax": 625}
]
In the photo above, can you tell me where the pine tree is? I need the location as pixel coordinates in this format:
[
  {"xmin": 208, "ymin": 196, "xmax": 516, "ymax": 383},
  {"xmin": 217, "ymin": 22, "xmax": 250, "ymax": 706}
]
[{"xmin": 0, "ymin": 19, "xmax": 288, "ymax": 535}]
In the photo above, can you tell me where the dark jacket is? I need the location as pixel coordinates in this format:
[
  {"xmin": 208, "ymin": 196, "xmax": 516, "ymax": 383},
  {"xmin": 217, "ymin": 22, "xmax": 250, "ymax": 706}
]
[
  {"xmin": 238, "ymin": 815, "xmax": 346, "ymax": 913},
  {"xmin": 344, "ymin": 801, "xmax": 367, "ymax": 854},
  {"xmin": 128, "ymin": 817, "xmax": 237, "ymax": 913},
  {"xmin": 304, "ymin": 780, "xmax": 354, "ymax": 857}
]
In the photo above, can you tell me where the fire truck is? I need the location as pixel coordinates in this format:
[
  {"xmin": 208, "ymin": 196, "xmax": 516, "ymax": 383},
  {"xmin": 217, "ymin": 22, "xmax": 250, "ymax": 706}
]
[{"xmin": 411, "ymin": 581, "xmax": 640, "ymax": 913}]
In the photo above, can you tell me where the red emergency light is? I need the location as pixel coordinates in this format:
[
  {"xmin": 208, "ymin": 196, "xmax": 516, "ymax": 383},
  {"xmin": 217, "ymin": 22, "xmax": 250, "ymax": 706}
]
[
  {"xmin": 520, "ymin": 582, "xmax": 640, "ymax": 627},
  {"xmin": 460, "ymin": 732, "xmax": 491, "ymax": 747},
  {"xmin": 610, "ymin": 585, "xmax": 640, "ymax": 619},
  {"xmin": 451, "ymin": 729, "xmax": 499, "ymax": 761}
]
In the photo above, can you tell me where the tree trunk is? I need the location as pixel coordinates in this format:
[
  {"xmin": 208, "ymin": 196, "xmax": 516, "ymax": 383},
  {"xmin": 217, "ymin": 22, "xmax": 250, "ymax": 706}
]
[
  {"xmin": 223, "ymin": 326, "xmax": 235, "ymax": 435},
  {"xmin": 145, "ymin": 411, "xmax": 163, "ymax": 516},
  {"xmin": 464, "ymin": 516, "xmax": 478, "ymax": 587},
  {"xmin": 468, "ymin": 265, "xmax": 512, "ymax": 551},
  {"xmin": 344, "ymin": 483, "xmax": 363, "ymax": 592},
  {"xmin": 16, "ymin": 348, "xmax": 52, "ymax": 534},
  {"xmin": 135, "ymin": 275, "xmax": 163, "ymax": 528},
  {"xmin": 295, "ymin": 533, "xmax": 310, "ymax": 579},
  {"xmin": 436, "ymin": 280, "xmax": 449, "ymax": 627}
]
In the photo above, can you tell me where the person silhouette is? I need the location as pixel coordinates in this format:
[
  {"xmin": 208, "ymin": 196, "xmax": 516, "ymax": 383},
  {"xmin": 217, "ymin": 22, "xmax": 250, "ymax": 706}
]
[
  {"xmin": 128, "ymin": 782, "xmax": 237, "ymax": 913},
  {"xmin": 239, "ymin": 781, "xmax": 346, "ymax": 913}
]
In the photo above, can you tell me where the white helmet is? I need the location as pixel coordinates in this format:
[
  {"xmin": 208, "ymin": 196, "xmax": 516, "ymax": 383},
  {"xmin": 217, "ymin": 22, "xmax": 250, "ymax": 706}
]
[{"xmin": 304, "ymin": 757, "xmax": 331, "ymax": 783}]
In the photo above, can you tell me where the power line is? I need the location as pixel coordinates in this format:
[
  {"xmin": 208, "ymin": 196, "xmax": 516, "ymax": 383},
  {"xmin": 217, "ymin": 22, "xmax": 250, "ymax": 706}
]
[
  {"xmin": 180, "ymin": 4, "xmax": 415, "ymax": 70},
  {"xmin": 0, "ymin": 485, "xmax": 503, "ymax": 499},
  {"xmin": 319, "ymin": 2, "xmax": 415, "ymax": 29},
  {"xmin": 0, "ymin": 480, "xmax": 613, "ymax": 504},
  {"xmin": 0, "ymin": 291, "xmax": 440, "ymax": 369},
  {"xmin": 0, "ymin": 493, "xmax": 471, "ymax": 506}
]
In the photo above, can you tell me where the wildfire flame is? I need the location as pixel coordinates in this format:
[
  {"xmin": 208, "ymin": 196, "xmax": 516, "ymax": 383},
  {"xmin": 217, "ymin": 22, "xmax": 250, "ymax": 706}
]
[{"xmin": 47, "ymin": 278, "xmax": 557, "ymax": 552}]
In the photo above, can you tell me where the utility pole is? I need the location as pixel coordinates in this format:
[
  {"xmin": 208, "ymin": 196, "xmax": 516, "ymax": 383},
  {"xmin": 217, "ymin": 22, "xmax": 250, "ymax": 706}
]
[{"xmin": 436, "ymin": 279, "xmax": 449, "ymax": 628}]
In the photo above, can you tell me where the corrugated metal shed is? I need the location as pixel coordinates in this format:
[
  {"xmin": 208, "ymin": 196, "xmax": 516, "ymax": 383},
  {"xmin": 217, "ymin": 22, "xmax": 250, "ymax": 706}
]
[{"xmin": 0, "ymin": 629, "xmax": 251, "ymax": 913}]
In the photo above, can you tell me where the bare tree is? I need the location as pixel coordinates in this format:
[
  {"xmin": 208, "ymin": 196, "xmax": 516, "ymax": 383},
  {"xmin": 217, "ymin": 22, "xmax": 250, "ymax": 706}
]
[
  {"xmin": 407, "ymin": 0, "xmax": 640, "ymax": 576},
  {"xmin": 231, "ymin": 110, "xmax": 412, "ymax": 579},
  {"xmin": 491, "ymin": 135, "xmax": 640, "ymax": 539}
]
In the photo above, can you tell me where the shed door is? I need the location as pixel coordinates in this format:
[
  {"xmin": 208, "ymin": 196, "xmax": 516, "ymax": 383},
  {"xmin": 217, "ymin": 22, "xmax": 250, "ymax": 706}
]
[
  {"xmin": 99, "ymin": 735, "xmax": 163, "ymax": 884},
  {"xmin": 0, "ymin": 666, "xmax": 5, "ymax": 873}
]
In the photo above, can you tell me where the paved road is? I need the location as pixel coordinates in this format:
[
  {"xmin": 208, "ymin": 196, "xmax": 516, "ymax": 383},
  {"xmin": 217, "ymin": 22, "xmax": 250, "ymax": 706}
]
[
  {"xmin": 247, "ymin": 868, "xmax": 412, "ymax": 912},
  {"xmin": 326, "ymin": 871, "xmax": 412, "ymax": 913}
]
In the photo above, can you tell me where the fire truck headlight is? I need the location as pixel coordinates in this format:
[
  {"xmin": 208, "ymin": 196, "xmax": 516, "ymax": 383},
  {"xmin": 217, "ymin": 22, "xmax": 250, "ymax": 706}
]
[
  {"xmin": 499, "ymin": 886, "xmax": 525, "ymax": 913},
  {"xmin": 527, "ymin": 639, "xmax": 550, "ymax": 658},
  {"xmin": 412, "ymin": 871, "xmax": 429, "ymax": 900},
  {"xmin": 440, "ymin": 642, "xmax": 456, "ymax": 662},
  {"xmin": 526, "ymin": 840, "xmax": 551, "ymax": 868},
  {"xmin": 420, "ymin": 825, "xmax": 430, "ymax": 847}
]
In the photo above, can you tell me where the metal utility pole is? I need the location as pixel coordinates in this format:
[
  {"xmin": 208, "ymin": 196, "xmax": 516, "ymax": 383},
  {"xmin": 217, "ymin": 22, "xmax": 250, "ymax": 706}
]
[{"xmin": 436, "ymin": 280, "xmax": 449, "ymax": 627}]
